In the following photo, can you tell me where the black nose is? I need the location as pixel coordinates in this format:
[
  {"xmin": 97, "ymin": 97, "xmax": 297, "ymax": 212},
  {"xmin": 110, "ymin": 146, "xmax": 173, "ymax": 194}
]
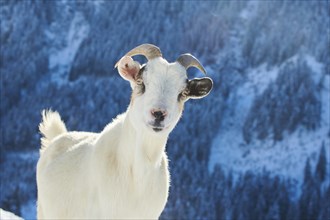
[{"xmin": 151, "ymin": 110, "xmax": 167, "ymax": 122}]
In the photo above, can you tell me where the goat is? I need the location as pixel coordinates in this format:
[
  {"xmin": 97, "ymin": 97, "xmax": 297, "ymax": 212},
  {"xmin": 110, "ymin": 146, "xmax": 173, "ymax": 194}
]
[{"xmin": 36, "ymin": 44, "xmax": 213, "ymax": 219}]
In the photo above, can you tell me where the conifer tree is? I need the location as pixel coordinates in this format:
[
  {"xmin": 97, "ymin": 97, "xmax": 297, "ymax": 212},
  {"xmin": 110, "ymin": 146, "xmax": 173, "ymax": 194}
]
[
  {"xmin": 315, "ymin": 142, "xmax": 327, "ymax": 183},
  {"xmin": 304, "ymin": 158, "xmax": 313, "ymax": 186}
]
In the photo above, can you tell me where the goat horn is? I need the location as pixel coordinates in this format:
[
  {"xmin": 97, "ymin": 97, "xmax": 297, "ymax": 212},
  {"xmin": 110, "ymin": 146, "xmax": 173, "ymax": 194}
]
[
  {"xmin": 176, "ymin": 53, "xmax": 206, "ymax": 75},
  {"xmin": 115, "ymin": 44, "xmax": 162, "ymax": 68}
]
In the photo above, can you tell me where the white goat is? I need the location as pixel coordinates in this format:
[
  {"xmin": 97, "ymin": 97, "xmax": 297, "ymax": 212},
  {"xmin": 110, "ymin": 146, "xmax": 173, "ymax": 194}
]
[{"xmin": 37, "ymin": 44, "xmax": 213, "ymax": 219}]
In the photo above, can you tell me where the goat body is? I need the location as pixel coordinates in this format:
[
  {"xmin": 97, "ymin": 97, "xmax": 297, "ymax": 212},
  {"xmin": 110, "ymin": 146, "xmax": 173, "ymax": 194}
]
[
  {"xmin": 37, "ymin": 44, "xmax": 213, "ymax": 219},
  {"xmin": 37, "ymin": 111, "xmax": 169, "ymax": 219}
]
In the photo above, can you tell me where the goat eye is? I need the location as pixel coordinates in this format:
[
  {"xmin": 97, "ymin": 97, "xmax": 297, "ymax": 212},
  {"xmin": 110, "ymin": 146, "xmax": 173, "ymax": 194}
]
[
  {"xmin": 177, "ymin": 89, "xmax": 189, "ymax": 102},
  {"xmin": 136, "ymin": 78, "xmax": 145, "ymax": 94},
  {"xmin": 136, "ymin": 78, "xmax": 143, "ymax": 85}
]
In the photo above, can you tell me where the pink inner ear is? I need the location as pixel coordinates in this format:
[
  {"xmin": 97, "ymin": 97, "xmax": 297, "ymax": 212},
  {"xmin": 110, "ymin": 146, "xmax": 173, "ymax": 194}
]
[
  {"xmin": 118, "ymin": 56, "xmax": 140, "ymax": 81},
  {"xmin": 121, "ymin": 65, "xmax": 139, "ymax": 80}
]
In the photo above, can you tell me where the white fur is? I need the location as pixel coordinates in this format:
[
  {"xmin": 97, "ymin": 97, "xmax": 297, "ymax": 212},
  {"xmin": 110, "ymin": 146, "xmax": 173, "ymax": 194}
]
[{"xmin": 37, "ymin": 57, "xmax": 189, "ymax": 219}]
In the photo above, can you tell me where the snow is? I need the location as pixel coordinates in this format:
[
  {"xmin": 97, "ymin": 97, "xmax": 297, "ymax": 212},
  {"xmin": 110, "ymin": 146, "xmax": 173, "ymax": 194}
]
[
  {"xmin": 304, "ymin": 54, "xmax": 324, "ymax": 83},
  {"xmin": 48, "ymin": 12, "xmax": 90, "ymax": 84},
  {"xmin": 210, "ymin": 125, "xmax": 329, "ymax": 180},
  {"xmin": 0, "ymin": 209, "xmax": 23, "ymax": 220},
  {"xmin": 93, "ymin": 0, "xmax": 104, "ymax": 14},
  {"xmin": 240, "ymin": 1, "xmax": 259, "ymax": 20},
  {"xmin": 321, "ymin": 75, "xmax": 330, "ymax": 128},
  {"xmin": 247, "ymin": 64, "xmax": 279, "ymax": 96},
  {"xmin": 209, "ymin": 55, "xmax": 329, "ymax": 182}
]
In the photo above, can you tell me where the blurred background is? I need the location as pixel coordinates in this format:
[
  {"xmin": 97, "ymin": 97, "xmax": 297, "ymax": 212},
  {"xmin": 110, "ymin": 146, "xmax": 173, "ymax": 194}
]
[{"xmin": 0, "ymin": 0, "xmax": 329, "ymax": 219}]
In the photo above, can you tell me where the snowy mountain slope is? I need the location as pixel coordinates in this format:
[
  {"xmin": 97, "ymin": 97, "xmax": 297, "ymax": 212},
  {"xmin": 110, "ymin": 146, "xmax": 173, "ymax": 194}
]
[
  {"xmin": 1, "ymin": 1, "xmax": 329, "ymax": 219},
  {"xmin": 48, "ymin": 11, "xmax": 90, "ymax": 84},
  {"xmin": 209, "ymin": 55, "xmax": 329, "ymax": 182},
  {"xmin": 0, "ymin": 209, "xmax": 23, "ymax": 220}
]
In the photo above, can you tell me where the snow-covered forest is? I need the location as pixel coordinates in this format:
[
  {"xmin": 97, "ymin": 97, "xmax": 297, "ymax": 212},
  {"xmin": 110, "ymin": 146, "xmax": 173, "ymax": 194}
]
[{"xmin": 0, "ymin": 1, "xmax": 329, "ymax": 219}]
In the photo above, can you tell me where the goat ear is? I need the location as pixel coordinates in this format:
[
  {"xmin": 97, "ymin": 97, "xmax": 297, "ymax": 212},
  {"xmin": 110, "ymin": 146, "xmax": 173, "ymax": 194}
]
[
  {"xmin": 116, "ymin": 56, "xmax": 141, "ymax": 82},
  {"xmin": 187, "ymin": 77, "xmax": 213, "ymax": 99}
]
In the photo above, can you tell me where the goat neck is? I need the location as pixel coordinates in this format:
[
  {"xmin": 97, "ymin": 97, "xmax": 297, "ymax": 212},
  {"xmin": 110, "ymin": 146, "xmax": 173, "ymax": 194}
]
[{"xmin": 119, "ymin": 108, "xmax": 168, "ymax": 169}]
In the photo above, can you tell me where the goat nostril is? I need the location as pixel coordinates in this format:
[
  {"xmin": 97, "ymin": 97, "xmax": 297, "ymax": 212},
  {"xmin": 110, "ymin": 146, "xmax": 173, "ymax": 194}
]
[
  {"xmin": 154, "ymin": 111, "xmax": 163, "ymax": 119},
  {"xmin": 151, "ymin": 110, "xmax": 167, "ymax": 121}
]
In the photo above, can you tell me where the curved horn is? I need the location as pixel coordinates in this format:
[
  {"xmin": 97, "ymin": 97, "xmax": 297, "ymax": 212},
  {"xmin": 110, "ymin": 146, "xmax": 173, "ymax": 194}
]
[
  {"xmin": 115, "ymin": 44, "xmax": 162, "ymax": 68},
  {"xmin": 176, "ymin": 53, "xmax": 206, "ymax": 75}
]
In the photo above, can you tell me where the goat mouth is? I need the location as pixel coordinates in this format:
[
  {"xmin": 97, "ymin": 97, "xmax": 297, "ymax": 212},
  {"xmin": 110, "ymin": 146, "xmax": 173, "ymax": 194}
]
[
  {"xmin": 151, "ymin": 124, "xmax": 164, "ymax": 132},
  {"xmin": 147, "ymin": 122, "xmax": 165, "ymax": 132},
  {"xmin": 153, "ymin": 127, "xmax": 163, "ymax": 132}
]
